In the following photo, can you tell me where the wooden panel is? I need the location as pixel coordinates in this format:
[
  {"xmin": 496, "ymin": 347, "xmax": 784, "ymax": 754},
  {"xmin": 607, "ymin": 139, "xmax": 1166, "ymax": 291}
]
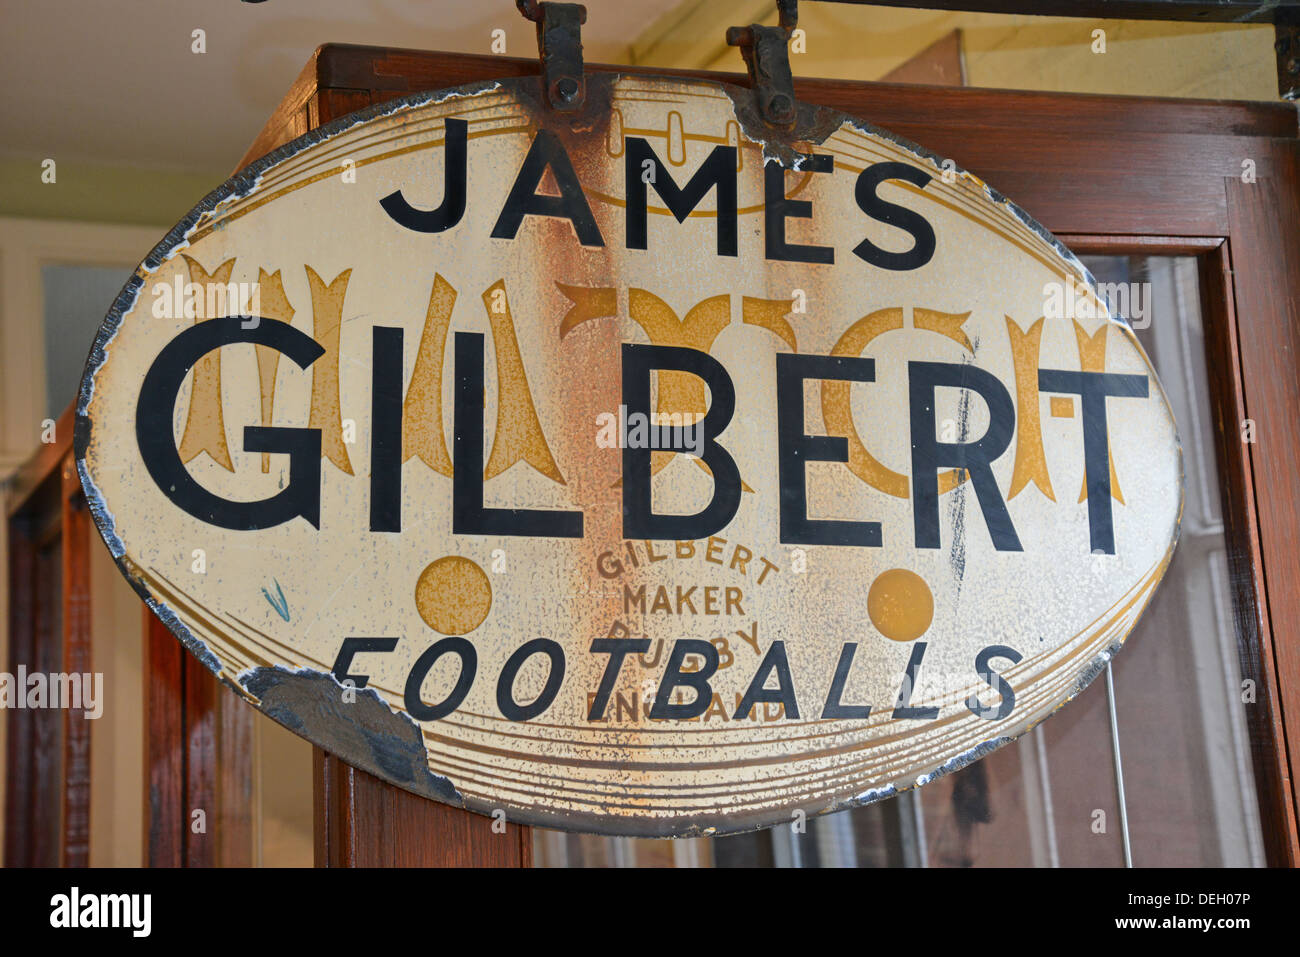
[
  {"xmin": 843, "ymin": 0, "xmax": 1298, "ymax": 23},
  {"xmin": 237, "ymin": 51, "xmax": 326, "ymax": 174},
  {"xmin": 215, "ymin": 685, "xmax": 254, "ymax": 867},
  {"xmin": 29, "ymin": 531, "xmax": 62, "ymax": 867},
  {"xmin": 4, "ymin": 415, "xmax": 78, "ymax": 867},
  {"xmin": 314, "ymin": 751, "xmax": 532, "ymax": 867},
  {"xmin": 144, "ymin": 611, "xmax": 184, "ymax": 867},
  {"xmin": 59, "ymin": 454, "xmax": 92, "ymax": 867},
  {"xmin": 181, "ymin": 652, "xmax": 216, "ymax": 867},
  {"xmin": 1225, "ymin": 147, "xmax": 1300, "ymax": 861},
  {"xmin": 5, "ymin": 405, "xmax": 74, "ymax": 519},
  {"xmin": 1198, "ymin": 242, "xmax": 1297, "ymax": 867},
  {"xmin": 308, "ymin": 88, "xmax": 371, "ymax": 128},
  {"xmin": 3, "ymin": 516, "xmax": 36, "ymax": 866},
  {"xmin": 143, "ymin": 562, "xmax": 255, "ymax": 868}
]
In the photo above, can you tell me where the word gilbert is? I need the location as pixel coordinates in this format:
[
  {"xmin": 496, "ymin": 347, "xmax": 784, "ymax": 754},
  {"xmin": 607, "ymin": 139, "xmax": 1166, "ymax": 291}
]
[{"xmin": 136, "ymin": 123, "xmax": 1147, "ymax": 557}]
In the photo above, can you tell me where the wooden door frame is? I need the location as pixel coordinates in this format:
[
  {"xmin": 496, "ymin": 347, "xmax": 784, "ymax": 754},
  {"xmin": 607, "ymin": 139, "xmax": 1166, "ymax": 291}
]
[
  {"xmin": 3, "ymin": 404, "xmax": 94, "ymax": 866},
  {"xmin": 143, "ymin": 613, "xmax": 255, "ymax": 867},
  {"xmin": 1061, "ymin": 233, "xmax": 1297, "ymax": 865},
  {"xmin": 226, "ymin": 45, "xmax": 1300, "ymax": 866}
]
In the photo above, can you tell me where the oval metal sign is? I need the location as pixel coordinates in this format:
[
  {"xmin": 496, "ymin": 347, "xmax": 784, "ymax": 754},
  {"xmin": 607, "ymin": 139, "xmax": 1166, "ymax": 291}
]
[{"xmin": 77, "ymin": 73, "xmax": 1182, "ymax": 836}]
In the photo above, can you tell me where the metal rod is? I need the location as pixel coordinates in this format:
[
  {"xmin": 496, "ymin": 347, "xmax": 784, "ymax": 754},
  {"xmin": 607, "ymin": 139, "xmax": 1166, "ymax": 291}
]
[
  {"xmin": 910, "ymin": 790, "xmax": 929, "ymax": 868},
  {"xmin": 769, "ymin": 820, "xmax": 804, "ymax": 867},
  {"xmin": 1033, "ymin": 726, "xmax": 1061, "ymax": 868},
  {"xmin": 1105, "ymin": 662, "xmax": 1133, "ymax": 868}
]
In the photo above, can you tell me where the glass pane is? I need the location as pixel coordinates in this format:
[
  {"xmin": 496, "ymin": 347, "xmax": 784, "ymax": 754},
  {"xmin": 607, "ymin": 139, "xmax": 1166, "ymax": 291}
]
[
  {"xmin": 532, "ymin": 253, "xmax": 1264, "ymax": 867},
  {"xmin": 41, "ymin": 263, "xmax": 132, "ymax": 418}
]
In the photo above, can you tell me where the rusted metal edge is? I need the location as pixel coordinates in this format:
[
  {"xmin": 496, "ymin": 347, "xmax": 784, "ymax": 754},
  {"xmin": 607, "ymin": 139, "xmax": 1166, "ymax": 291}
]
[{"xmin": 73, "ymin": 71, "xmax": 1185, "ymax": 839}]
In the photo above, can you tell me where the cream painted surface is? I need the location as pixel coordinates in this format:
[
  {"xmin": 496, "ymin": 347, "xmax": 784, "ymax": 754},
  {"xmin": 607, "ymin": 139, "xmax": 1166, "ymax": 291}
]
[
  {"xmin": 89, "ymin": 546, "xmax": 145, "ymax": 867},
  {"xmin": 255, "ymin": 713, "xmax": 314, "ymax": 866},
  {"xmin": 641, "ymin": 0, "xmax": 1276, "ymax": 100}
]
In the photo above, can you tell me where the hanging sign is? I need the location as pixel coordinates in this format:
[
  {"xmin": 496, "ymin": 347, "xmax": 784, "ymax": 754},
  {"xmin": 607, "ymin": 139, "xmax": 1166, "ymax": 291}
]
[{"xmin": 76, "ymin": 73, "xmax": 1182, "ymax": 836}]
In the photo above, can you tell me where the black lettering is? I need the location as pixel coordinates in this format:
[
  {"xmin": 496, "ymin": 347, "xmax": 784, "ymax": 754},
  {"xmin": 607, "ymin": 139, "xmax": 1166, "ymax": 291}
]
[
  {"xmin": 497, "ymin": 638, "xmax": 565, "ymax": 721},
  {"xmin": 821, "ymin": 642, "xmax": 872, "ymax": 719},
  {"xmin": 733, "ymin": 640, "xmax": 799, "ymax": 720},
  {"xmin": 965, "ymin": 644, "xmax": 1023, "ymax": 721},
  {"xmin": 764, "ymin": 153, "xmax": 834, "ymax": 264},
  {"xmin": 380, "ymin": 117, "xmax": 467, "ymax": 233},
  {"xmin": 852, "ymin": 161, "xmax": 936, "ymax": 271},
  {"xmin": 1037, "ymin": 369, "xmax": 1149, "ymax": 555},
  {"xmin": 491, "ymin": 129, "xmax": 603, "ymax": 246},
  {"xmin": 136, "ymin": 316, "xmax": 323, "ymax": 530},
  {"xmin": 626, "ymin": 138, "xmax": 737, "ymax": 256},
  {"xmin": 452, "ymin": 332, "xmax": 583, "ymax": 537},
  {"xmin": 331, "ymin": 637, "xmax": 399, "ymax": 689},
  {"xmin": 909, "ymin": 360, "xmax": 1021, "ymax": 551},
  {"xmin": 649, "ymin": 639, "xmax": 718, "ymax": 720},
  {"xmin": 369, "ymin": 326, "xmax": 403, "ymax": 532},
  {"xmin": 776, "ymin": 352, "xmax": 881, "ymax": 546},
  {"xmin": 622, "ymin": 343, "xmax": 740, "ymax": 540},
  {"xmin": 587, "ymin": 637, "xmax": 651, "ymax": 721},
  {"xmin": 892, "ymin": 641, "xmax": 938, "ymax": 720},
  {"xmin": 404, "ymin": 636, "xmax": 476, "ymax": 721}
]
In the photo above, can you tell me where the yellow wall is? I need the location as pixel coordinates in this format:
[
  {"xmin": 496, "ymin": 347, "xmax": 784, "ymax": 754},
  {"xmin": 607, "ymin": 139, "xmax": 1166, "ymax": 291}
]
[
  {"xmin": 0, "ymin": 156, "xmax": 227, "ymax": 228},
  {"xmin": 635, "ymin": 1, "xmax": 1277, "ymax": 100},
  {"xmin": 256, "ymin": 717, "xmax": 315, "ymax": 866}
]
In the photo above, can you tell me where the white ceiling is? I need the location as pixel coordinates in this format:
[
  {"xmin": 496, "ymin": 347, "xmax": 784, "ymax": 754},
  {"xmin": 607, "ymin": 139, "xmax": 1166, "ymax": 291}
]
[{"xmin": 0, "ymin": 0, "xmax": 684, "ymax": 173}]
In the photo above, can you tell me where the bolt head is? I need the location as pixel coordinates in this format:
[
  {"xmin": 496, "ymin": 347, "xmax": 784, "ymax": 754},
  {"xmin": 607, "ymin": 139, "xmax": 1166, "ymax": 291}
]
[
  {"xmin": 554, "ymin": 77, "xmax": 580, "ymax": 103},
  {"xmin": 767, "ymin": 93, "xmax": 795, "ymax": 123}
]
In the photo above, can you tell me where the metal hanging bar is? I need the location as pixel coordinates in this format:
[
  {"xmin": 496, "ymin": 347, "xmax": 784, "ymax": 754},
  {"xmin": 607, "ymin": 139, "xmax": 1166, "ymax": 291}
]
[
  {"xmin": 726, "ymin": 0, "xmax": 800, "ymax": 128},
  {"xmin": 516, "ymin": 0, "xmax": 588, "ymax": 111}
]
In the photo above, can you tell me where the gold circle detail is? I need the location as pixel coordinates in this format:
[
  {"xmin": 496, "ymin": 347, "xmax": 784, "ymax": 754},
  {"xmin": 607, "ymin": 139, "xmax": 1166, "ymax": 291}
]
[
  {"xmin": 867, "ymin": 568, "xmax": 934, "ymax": 643},
  {"xmin": 415, "ymin": 556, "xmax": 492, "ymax": 635}
]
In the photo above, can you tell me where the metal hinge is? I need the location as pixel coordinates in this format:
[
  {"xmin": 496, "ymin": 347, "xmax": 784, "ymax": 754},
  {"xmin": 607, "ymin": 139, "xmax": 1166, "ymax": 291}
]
[
  {"xmin": 517, "ymin": 0, "xmax": 587, "ymax": 111},
  {"xmin": 727, "ymin": 0, "xmax": 800, "ymax": 129}
]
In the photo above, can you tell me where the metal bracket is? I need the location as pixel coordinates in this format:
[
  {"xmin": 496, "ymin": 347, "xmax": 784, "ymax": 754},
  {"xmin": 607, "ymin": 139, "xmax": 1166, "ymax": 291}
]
[
  {"xmin": 1276, "ymin": 15, "xmax": 1300, "ymax": 100},
  {"xmin": 517, "ymin": 0, "xmax": 587, "ymax": 111},
  {"xmin": 726, "ymin": 0, "xmax": 799, "ymax": 129}
]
